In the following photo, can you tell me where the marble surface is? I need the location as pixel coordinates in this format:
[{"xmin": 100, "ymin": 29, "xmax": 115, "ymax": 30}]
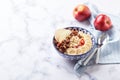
[{"xmin": 0, "ymin": 0, "xmax": 120, "ymax": 80}]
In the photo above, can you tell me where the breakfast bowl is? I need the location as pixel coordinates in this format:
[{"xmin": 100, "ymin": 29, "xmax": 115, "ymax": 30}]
[{"xmin": 53, "ymin": 27, "xmax": 95, "ymax": 60}]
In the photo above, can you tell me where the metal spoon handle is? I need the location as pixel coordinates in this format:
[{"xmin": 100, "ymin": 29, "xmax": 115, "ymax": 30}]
[
  {"xmin": 95, "ymin": 48, "xmax": 101, "ymax": 64},
  {"xmin": 83, "ymin": 48, "xmax": 98, "ymax": 66}
]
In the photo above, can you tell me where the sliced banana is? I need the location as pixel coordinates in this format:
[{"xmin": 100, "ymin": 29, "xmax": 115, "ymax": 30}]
[{"xmin": 66, "ymin": 48, "xmax": 77, "ymax": 55}]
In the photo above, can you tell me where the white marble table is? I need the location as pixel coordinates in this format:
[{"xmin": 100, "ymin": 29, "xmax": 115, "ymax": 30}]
[{"xmin": 0, "ymin": 0, "xmax": 120, "ymax": 80}]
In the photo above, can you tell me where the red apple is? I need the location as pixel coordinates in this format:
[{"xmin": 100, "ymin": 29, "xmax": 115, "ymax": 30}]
[
  {"xmin": 94, "ymin": 14, "xmax": 112, "ymax": 31},
  {"xmin": 73, "ymin": 4, "xmax": 91, "ymax": 21}
]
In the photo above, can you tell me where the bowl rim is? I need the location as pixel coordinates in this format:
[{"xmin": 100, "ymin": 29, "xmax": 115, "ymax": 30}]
[{"xmin": 53, "ymin": 26, "xmax": 96, "ymax": 59}]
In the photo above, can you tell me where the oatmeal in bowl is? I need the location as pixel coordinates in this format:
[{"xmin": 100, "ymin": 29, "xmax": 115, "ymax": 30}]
[{"xmin": 53, "ymin": 27, "xmax": 95, "ymax": 60}]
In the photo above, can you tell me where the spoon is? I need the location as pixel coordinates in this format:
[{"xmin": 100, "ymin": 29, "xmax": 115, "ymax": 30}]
[
  {"xmin": 75, "ymin": 33, "xmax": 107, "ymax": 66},
  {"xmin": 74, "ymin": 33, "xmax": 108, "ymax": 75},
  {"xmin": 82, "ymin": 32, "xmax": 108, "ymax": 66},
  {"xmin": 95, "ymin": 32, "xmax": 109, "ymax": 63}
]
